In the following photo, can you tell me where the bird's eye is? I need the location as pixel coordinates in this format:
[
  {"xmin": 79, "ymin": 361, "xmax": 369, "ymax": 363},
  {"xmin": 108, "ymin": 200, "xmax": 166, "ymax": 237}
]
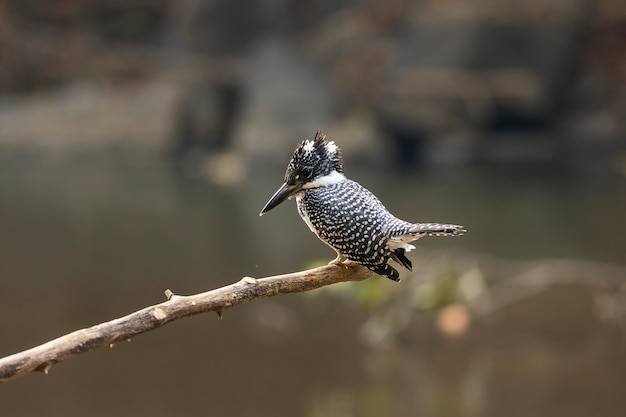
[{"xmin": 301, "ymin": 168, "xmax": 312, "ymax": 178}]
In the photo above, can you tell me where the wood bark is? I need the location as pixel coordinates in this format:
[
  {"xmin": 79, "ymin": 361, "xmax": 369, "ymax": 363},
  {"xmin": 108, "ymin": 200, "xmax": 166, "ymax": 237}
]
[{"xmin": 0, "ymin": 263, "xmax": 372, "ymax": 383}]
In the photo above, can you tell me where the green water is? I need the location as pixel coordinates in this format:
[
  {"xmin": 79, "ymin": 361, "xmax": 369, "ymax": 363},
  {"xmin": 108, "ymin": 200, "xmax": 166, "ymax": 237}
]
[{"xmin": 0, "ymin": 159, "xmax": 625, "ymax": 416}]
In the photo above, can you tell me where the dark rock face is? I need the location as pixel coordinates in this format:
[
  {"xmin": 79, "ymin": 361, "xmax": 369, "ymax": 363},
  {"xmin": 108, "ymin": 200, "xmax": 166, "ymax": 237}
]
[{"xmin": 0, "ymin": 1, "xmax": 624, "ymax": 171}]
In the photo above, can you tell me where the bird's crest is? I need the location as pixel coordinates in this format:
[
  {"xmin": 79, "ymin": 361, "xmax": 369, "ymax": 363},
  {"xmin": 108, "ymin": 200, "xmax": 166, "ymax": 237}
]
[{"xmin": 285, "ymin": 131, "xmax": 344, "ymax": 185}]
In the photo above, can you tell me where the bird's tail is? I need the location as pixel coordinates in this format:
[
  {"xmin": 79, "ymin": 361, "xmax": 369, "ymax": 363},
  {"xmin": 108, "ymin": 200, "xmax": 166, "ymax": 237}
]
[{"xmin": 410, "ymin": 223, "xmax": 466, "ymax": 237}]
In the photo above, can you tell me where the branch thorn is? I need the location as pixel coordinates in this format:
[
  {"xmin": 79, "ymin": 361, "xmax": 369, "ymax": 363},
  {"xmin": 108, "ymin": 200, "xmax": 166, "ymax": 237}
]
[
  {"xmin": 240, "ymin": 276, "xmax": 257, "ymax": 286},
  {"xmin": 37, "ymin": 363, "xmax": 52, "ymax": 375}
]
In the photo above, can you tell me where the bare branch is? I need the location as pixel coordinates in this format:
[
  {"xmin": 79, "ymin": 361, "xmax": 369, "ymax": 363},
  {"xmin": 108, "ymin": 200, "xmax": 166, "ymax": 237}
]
[{"xmin": 0, "ymin": 263, "xmax": 372, "ymax": 383}]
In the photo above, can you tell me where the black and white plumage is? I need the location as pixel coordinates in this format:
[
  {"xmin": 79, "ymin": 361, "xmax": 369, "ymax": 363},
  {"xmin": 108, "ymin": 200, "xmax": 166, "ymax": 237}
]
[{"xmin": 260, "ymin": 131, "xmax": 466, "ymax": 281}]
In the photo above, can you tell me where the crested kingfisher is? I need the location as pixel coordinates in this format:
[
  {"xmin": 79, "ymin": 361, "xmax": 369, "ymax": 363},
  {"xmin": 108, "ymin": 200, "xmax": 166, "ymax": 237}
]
[{"xmin": 259, "ymin": 131, "xmax": 466, "ymax": 281}]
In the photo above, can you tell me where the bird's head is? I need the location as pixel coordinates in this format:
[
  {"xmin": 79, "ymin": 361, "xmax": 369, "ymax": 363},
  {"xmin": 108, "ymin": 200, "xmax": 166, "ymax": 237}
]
[{"xmin": 259, "ymin": 131, "xmax": 345, "ymax": 216}]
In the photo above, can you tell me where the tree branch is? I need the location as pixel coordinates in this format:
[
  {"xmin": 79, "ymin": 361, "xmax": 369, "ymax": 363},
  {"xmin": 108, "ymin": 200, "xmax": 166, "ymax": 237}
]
[{"xmin": 0, "ymin": 263, "xmax": 372, "ymax": 383}]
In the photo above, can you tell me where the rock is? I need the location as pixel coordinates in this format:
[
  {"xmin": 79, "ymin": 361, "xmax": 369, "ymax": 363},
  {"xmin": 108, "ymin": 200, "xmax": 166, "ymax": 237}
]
[
  {"xmin": 231, "ymin": 38, "xmax": 338, "ymax": 173},
  {"xmin": 0, "ymin": 79, "xmax": 182, "ymax": 154}
]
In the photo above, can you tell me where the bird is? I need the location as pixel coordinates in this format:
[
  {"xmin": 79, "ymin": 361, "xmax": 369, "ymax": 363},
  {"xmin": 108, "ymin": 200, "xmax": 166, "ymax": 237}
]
[{"xmin": 259, "ymin": 131, "xmax": 466, "ymax": 281}]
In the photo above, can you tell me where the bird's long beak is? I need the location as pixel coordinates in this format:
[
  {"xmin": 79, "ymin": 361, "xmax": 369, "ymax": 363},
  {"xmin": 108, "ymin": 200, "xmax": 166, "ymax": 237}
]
[{"xmin": 259, "ymin": 182, "xmax": 302, "ymax": 216}]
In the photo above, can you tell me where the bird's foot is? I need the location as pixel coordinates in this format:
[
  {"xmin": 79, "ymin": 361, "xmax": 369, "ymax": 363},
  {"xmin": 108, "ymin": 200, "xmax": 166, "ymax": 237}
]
[{"xmin": 328, "ymin": 253, "xmax": 346, "ymax": 266}]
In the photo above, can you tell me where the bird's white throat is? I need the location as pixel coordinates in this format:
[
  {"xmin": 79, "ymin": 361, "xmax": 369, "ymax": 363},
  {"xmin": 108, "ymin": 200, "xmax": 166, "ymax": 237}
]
[{"xmin": 302, "ymin": 170, "xmax": 346, "ymax": 189}]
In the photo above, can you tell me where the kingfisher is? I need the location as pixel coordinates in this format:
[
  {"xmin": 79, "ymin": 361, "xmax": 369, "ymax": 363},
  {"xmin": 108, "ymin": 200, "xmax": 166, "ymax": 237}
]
[{"xmin": 259, "ymin": 131, "xmax": 466, "ymax": 281}]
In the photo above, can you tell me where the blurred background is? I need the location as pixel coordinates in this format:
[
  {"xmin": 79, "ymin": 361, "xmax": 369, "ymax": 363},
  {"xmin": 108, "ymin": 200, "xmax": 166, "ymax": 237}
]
[{"xmin": 1, "ymin": 0, "xmax": 626, "ymax": 416}]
